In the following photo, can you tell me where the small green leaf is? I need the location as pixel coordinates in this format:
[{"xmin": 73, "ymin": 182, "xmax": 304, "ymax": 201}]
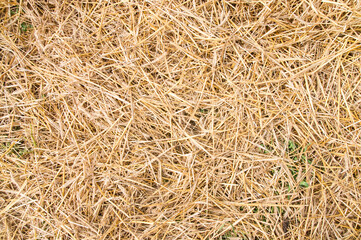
[
  {"xmin": 304, "ymin": 143, "xmax": 311, "ymax": 152},
  {"xmin": 10, "ymin": 6, "xmax": 19, "ymax": 16},
  {"xmin": 269, "ymin": 206, "xmax": 274, "ymax": 213},
  {"xmin": 260, "ymin": 143, "xmax": 271, "ymax": 154},
  {"xmin": 300, "ymin": 181, "xmax": 309, "ymax": 188},
  {"xmin": 20, "ymin": 22, "xmax": 33, "ymax": 32},
  {"xmin": 288, "ymin": 141, "xmax": 296, "ymax": 151}
]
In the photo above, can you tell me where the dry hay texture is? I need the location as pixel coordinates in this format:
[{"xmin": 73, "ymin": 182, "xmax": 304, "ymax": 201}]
[{"xmin": 1, "ymin": 0, "xmax": 361, "ymax": 239}]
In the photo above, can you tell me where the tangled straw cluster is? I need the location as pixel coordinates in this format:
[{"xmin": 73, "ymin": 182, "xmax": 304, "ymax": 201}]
[{"xmin": 1, "ymin": 0, "xmax": 361, "ymax": 239}]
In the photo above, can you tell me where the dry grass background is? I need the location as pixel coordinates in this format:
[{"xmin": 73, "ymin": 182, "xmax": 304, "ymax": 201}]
[{"xmin": 1, "ymin": 0, "xmax": 361, "ymax": 239}]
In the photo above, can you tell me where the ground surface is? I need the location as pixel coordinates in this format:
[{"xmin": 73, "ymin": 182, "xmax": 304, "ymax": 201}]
[{"xmin": 1, "ymin": 0, "xmax": 361, "ymax": 239}]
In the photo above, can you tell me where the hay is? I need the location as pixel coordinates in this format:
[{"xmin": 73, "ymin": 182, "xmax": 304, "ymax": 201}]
[{"xmin": 1, "ymin": 0, "xmax": 361, "ymax": 239}]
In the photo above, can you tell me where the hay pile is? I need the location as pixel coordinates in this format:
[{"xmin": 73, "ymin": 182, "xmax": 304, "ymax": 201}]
[{"xmin": 1, "ymin": 0, "xmax": 361, "ymax": 239}]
